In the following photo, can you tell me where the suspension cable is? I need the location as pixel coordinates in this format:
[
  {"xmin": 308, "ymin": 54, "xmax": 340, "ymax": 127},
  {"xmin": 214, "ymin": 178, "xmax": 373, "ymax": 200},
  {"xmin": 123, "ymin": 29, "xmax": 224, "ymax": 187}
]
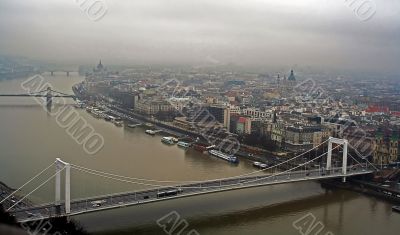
[
  {"xmin": 71, "ymin": 145, "xmax": 340, "ymax": 191},
  {"xmin": 0, "ymin": 162, "xmax": 55, "ymax": 204},
  {"xmin": 7, "ymin": 166, "xmax": 66, "ymax": 212},
  {"xmin": 71, "ymin": 166, "xmax": 167, "ymax": 188},
  {"xmin": 238, "ymin": 145, "xmax": 341, "ymax": 186},
  {"xmin": 71, "ymin": 138, "xmax": 331, "ymax": 184},
  {"xmin": 348, "ymin": 143, "xmax": 379, "ymax": 171}
]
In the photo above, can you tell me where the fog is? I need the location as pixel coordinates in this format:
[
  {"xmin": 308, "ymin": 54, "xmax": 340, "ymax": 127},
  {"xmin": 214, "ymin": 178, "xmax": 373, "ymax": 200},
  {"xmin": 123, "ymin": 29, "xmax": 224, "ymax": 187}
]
[{"xmin": 0, "ymin": 0, "xmax": 399, "ymax": 72}]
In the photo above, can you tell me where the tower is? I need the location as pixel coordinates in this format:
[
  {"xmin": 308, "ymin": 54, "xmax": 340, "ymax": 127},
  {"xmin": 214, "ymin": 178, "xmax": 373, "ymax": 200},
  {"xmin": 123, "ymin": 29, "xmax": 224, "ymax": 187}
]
[
  {"xmin": 326, "ymin": 137, "xmax": 349, "ymax": 182},
  {"xmin": 46, "ymin": 87, "xmax": 52, "ymax": 107},
  {"xmin": 55, "ymin": 158, "xmax": 71, "ymax": 215},
  {"xmin": 288, "ymin": 69, "xmax": 296, "ymax": 87},
  {"xmin": 97, "ymin": 60, "xmax": 104, "ymax": 70}
]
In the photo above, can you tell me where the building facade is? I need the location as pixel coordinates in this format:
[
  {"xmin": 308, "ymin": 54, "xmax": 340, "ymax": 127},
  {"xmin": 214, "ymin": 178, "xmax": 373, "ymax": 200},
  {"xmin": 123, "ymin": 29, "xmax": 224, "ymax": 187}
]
[{"xmin": 373, "ymin": 131, "xmax": 399, "ymax": 165}]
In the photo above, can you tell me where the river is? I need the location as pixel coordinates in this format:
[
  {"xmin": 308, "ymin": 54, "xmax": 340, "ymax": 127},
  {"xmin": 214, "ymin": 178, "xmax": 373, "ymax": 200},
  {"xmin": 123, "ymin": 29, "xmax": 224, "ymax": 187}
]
[{"xmin": 0, "ymin": 74, "xmax": 399, "ymax": 235}]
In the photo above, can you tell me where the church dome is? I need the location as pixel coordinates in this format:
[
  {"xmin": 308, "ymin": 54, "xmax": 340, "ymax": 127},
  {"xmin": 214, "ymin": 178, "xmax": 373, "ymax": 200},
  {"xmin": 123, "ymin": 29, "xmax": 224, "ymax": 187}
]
[{"xmin": 288, "ymin": 70, "xmax": 296, "ymax": 81}]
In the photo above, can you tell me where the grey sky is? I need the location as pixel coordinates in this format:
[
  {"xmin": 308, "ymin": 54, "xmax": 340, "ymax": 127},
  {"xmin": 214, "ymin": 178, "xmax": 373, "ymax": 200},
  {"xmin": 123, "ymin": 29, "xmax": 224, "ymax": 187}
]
[{"xmin": 0, "ymin": 0, "xmax": 399, "ymax": 72}]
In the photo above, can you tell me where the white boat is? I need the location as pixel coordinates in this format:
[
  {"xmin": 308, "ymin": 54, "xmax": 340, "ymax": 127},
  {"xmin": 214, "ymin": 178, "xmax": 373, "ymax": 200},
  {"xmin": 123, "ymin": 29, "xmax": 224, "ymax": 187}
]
[
  {"xmin": 177, "ymin": 141, "xmax": 191, "ymax": 148},
  {"xmin": 127, "ymin": 123, "xmax": 141, "ymax": 128},
  {"xmin": 208, "ymin": 150, "xmax": 239, "ymax": 164},
  {"xmin": 145, "ymin": 123, "xmax": 154, "ymax": 127},
  {"xmin": 253, "ymin": 162, "xmax": 261, "ymax": 167},
  {"xmin": 161, "ymin": 137, "xmax": 175, "ymax": 145},
  {"xmin": 145, "ymin": 130, "xmax": 156, "ymax": 135},
  {"xmin": 86, "ymin": 106, "xmax": 93, "ymax": 113},
  {"xmin": 114, "ymin": 121, "xmax": 123, "ymax": 127},
  {"xmin": 74, "ymin": 101, "xmax": 85, "ymax": 109},
  {"xmin": 91, "ymin": 109, "xmax": 103, "ymax": 118},
  {"xmin": 104, "ymin": 115, "xmax": 113, "ymax": 121}
]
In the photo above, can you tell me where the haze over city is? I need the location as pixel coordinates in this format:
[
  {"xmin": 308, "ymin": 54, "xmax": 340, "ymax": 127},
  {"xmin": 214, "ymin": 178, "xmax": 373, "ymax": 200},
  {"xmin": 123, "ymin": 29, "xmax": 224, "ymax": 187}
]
[{"xmin": 0, "ymin": 0, "xmax": 399, "ymax": 72}]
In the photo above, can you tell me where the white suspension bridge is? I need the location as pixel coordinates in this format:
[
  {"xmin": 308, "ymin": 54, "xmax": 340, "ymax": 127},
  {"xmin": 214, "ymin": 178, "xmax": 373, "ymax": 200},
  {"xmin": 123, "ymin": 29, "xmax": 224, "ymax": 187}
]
[{"xmin": 1, "ymin": 137, "xmax": 378, "ymax": 223}]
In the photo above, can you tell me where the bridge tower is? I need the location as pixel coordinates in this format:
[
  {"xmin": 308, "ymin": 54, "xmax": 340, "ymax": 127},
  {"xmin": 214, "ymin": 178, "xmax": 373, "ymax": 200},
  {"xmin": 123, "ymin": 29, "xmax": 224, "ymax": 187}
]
[
  {"xmin": 326, "ymin": 137, "xmax": 348, "ymax": 182},
  {"xmin": 46, "ymin": 87, "xmax": 52, "ymax": 107},
  {"xmin": 55, "ymin": 158, "xmax": 71, "ymax": 215},
  {"xmin": 50, "ymin": 71, "xmax": 54, "ymax": 76},
  {"xmin": 66, "ymin": 71, "xmax": 70, "ymax": 76}
]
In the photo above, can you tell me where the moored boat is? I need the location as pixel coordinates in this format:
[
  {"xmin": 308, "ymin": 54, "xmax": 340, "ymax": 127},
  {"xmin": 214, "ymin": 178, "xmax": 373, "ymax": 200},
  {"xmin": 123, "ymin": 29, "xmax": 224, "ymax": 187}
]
[
  {"xmin": 145, "ymin": 130, "xmax": 156, "ymax": 135},
  {"xmin": 127, "ymin": 123, "xmax": 141, "ymax": 128},
  {"xmin": 193, "ymin": 143, "xmax": 208, "ymax": 152},
  {"xmin": 91, "ymin": 109, "xmax": 104, "ymax": 118},
  {"xmin": 114, "ymin": 121, "xmax": 123, "ymax": 127},
  {"xmin": 161, "ymin": 137, "xmax": 175, "ymax": 145},
  {"xmin": 86, "ymin": 106, "xmax": 93, "ymax": 113},
  {"xmin": 145, "ymin": 122, "xmax": 154, "ymax": 127},
  {"xmin": 177, "ymin": 141, "xmax": 191, "ymax": 148},
  {"xmin": 393, "ymin": 206, "xmax": 400, "ymax": 213},
  {"xmin": 208, "ymin": 149, "xmax": 239, "ymax": 164},
  {"xmin": 74, "ymin": 101, "xmax": 85, "ymax": 109}
]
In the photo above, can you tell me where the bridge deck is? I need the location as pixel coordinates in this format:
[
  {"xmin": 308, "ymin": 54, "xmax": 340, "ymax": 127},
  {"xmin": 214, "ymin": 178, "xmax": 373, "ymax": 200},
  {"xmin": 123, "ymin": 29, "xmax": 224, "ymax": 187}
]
[
  {"xmin": 0, "ymin": 94, "xmax": 74, "ymax": 98},
  {"xmin": 12, "ymin": 166, "xmax": 373, "ymax": 222}
]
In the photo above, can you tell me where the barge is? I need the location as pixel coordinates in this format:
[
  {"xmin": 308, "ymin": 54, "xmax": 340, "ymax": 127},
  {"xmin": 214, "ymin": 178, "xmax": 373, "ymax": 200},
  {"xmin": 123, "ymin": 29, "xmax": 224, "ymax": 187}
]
[
  {"xmin": 208, "ymin": 149, "xmax": 239, "ymax": 164},
  {"xmin": 161, "ymin": 137, "xmax": 175, "ymax": 145}
]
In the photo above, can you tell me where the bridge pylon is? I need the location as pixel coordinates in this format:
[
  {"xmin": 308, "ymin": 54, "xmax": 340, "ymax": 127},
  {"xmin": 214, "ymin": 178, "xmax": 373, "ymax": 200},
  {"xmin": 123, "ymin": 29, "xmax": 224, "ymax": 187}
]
[
  {"xmin": 46, "ymin": 87, "xmax": 53, "ymax": 107},
  {"xmin": 55, "ymin": 158, "xmax": 71, "ymax": 215},
  {"xmin": 326, "ymin": 137, "xmax": 348, "ymax": 182}
]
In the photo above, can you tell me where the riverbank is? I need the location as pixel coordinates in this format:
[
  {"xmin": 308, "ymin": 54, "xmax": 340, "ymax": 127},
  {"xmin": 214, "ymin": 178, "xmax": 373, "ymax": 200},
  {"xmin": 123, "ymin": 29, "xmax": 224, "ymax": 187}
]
[{"xmin": 72, "ymin": 83, "xmax": 286, "ymax": 163}]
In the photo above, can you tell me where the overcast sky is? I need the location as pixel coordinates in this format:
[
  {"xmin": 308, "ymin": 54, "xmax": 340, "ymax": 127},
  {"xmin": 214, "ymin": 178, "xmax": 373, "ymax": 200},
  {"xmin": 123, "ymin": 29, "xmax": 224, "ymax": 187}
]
[{"xmin": 0, "ymin": 0, "xmax": 399, "ymax": 72}]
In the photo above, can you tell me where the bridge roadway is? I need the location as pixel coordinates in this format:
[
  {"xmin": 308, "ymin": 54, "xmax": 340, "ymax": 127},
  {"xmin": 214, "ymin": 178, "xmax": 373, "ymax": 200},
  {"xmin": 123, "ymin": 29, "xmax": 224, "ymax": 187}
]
[
  {"xmin": 0, "ymin": 94, "xmax": 74, "ymax": 98},
  {"xmin": 11, "ymin": 166, "xmax": 373, "ymax": 223}
]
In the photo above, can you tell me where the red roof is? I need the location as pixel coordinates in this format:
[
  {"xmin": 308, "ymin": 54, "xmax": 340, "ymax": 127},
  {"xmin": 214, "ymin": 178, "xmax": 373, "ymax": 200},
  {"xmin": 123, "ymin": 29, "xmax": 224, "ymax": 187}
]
[
  {"xmin": 391, "ymin": 111, "xmax": 400, "ymax": 117},
  {"xmin": 365, "ymin": 105, "xmax": 389, "ymax": 113}
]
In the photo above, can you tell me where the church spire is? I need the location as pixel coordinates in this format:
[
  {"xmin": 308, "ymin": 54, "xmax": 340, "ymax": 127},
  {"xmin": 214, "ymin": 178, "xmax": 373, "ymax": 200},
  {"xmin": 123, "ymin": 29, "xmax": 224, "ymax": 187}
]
[
  {"xmin": 97, "ymin": 59, "xmax": 104, "ymax": 70},
  {"xmin": 288, "ymin": 70, "xmax": 296, "ymax": 81}
]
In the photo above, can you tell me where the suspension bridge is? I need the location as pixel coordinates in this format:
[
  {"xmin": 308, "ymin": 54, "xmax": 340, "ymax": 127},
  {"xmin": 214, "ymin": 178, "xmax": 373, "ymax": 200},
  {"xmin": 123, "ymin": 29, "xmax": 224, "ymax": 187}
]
[
  {"xmin": 1, "ymin": 138, "xmax": 378, "ymax": 223},
  {"xmin": 0, "ymin": 87, "xmax": 75, "ymax": 105}
]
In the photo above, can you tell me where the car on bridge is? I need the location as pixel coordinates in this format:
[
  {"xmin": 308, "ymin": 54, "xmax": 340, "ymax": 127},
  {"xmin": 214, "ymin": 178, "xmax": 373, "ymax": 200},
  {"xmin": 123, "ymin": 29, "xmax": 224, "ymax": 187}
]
[
  {"xmin": 157, "ymin": 189, "xmax": 182, "ymax": 198},
  {"xmin": 91, "ymin": 200, "xmax": 106, "ymax": 207}
]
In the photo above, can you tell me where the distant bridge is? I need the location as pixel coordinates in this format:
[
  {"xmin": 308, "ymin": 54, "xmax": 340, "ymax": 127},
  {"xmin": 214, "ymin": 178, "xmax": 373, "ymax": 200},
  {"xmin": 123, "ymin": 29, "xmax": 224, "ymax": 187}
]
[
  {"xmin": 1, "ymin": 138, "xmax": 378, "ymax": 223},
  {"xmin": 39, "ymin": 68, "xmax": 78, "ymax": 77},
  {"xmin": 0, "ymin": 87, "xmax": 75, "ymax": 105},
  {"xmin": 47, "ymin": 71, "xmax": 77, "ymax": 77}
]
